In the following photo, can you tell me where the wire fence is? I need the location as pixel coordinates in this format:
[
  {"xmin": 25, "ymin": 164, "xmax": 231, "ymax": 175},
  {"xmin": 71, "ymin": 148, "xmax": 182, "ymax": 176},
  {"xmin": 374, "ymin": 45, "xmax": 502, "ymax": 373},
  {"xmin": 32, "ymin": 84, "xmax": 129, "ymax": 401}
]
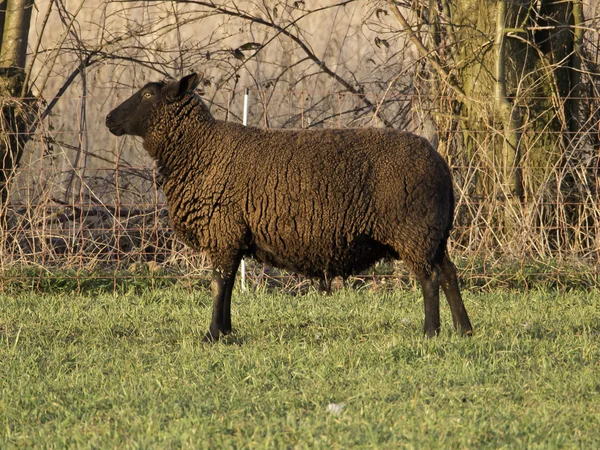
[{"xmin": 1, "ymin": 89, "xmax": 600, "ymax": 293}]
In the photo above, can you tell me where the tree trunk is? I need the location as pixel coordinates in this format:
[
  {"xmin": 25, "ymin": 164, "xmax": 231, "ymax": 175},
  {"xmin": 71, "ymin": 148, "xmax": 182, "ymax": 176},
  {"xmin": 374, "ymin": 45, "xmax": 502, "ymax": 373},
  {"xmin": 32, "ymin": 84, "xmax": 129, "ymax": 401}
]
[
  {"xmin": 494, "ymin": 0, "xmax": 524, "ymax": 202},
  {"xmin": 0, "ymin": 0, "xmax": 34, "ymax": 211}
]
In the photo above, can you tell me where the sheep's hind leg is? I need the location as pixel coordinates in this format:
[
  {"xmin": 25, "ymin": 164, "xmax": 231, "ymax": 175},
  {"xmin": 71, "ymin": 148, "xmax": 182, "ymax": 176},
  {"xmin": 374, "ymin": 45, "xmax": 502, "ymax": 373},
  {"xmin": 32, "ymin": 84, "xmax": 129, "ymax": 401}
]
[
  {"xmin": 439, "ymin": 252, "xmax": 473, "ymax": 335},
  {"xmin": 415, "ymin": 267, "xmax": 441, "ymax": 337},
  {"xmin": 204, "ymin": 255, "xmax": 241, "ymax": 343}
]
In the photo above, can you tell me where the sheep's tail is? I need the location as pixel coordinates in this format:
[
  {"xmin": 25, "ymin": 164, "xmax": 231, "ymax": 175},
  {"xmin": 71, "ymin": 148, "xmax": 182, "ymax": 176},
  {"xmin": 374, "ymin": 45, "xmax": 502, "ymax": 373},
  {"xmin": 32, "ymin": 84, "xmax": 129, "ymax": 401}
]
[
  {"xmin": 434, "ymin": 185, "xmax": 455, "ymax": 267},
  {"xmin": 447, "ymin": 185, "xmax": 455, "ymax": 237}
]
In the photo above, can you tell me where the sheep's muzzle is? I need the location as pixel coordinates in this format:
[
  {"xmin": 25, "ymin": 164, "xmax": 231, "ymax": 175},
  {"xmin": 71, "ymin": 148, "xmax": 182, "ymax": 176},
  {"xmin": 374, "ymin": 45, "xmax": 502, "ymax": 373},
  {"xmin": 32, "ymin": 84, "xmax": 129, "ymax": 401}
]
[{"xmin": 105, "ymin": 113, "xmax": 125, "ymax": 136}]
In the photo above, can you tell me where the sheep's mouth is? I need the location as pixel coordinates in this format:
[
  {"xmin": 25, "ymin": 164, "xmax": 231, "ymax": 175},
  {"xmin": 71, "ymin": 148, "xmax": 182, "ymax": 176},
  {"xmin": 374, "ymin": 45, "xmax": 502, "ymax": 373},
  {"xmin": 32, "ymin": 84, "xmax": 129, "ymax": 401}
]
[
  {"xmin": 107, "ymin": 126, "xmax": 125, "ymax": 136},
  {"xmin": 106, "ymin": 120, "xmax": 125, "ymax": 136}
]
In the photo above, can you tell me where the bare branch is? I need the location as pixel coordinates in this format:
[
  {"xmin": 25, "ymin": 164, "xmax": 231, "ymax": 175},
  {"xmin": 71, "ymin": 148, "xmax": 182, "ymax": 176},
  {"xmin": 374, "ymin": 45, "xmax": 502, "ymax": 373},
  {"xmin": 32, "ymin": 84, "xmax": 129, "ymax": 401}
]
[
  {"xmin": 117, "ymin": 0, "xmax": 394, "ymax": 127},
  {"xmin": 387, "ymin": 0, "xmax": 466, "ymax": 101}
]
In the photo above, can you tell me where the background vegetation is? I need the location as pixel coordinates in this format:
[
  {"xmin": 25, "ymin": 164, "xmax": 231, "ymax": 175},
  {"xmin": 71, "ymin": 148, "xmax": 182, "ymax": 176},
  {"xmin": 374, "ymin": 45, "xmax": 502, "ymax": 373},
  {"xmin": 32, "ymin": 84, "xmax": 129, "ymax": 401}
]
[{"xmin": 0, "ymin": 0, "xmax": 599, "ymax": 287}]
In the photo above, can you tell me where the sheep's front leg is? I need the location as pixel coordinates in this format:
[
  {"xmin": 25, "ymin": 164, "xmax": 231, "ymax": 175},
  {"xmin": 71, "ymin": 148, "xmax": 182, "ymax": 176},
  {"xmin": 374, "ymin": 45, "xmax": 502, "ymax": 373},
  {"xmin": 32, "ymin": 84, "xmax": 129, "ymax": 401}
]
[{"xmin": 204, "ymin": 255, "xmax": 241, "ymax": 343}]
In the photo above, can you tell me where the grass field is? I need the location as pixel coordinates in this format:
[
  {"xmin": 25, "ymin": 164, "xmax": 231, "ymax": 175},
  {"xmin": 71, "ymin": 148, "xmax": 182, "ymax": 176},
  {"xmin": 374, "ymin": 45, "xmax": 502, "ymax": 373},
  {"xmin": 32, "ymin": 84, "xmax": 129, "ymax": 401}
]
[{"xmin": 1, "ymin": 284, "xmax": 599, "ymax": 448}]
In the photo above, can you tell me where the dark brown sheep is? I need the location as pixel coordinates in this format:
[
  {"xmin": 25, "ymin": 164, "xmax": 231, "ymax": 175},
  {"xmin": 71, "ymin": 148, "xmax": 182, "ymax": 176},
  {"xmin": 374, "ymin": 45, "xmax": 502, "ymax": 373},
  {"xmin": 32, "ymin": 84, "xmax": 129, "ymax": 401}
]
[{"xmin": 106, "ymin": 73, "xmax": 473, "ymax": 341}]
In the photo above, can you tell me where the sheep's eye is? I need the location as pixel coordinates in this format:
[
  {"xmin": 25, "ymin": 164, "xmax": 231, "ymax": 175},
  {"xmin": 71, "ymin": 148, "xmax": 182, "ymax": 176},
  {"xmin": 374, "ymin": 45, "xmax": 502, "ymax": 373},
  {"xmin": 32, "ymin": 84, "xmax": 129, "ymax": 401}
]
[{"xmin": 143, "ymin": 92, "xmax": 153, "ymax": 99}]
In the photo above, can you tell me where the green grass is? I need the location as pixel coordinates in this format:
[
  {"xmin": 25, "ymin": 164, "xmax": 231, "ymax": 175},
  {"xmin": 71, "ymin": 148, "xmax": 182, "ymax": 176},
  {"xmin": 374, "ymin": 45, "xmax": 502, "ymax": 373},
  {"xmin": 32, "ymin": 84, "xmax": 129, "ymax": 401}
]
[{"xmin": 1, "ymin": 286, "xmax": 599, "ymax": 448}]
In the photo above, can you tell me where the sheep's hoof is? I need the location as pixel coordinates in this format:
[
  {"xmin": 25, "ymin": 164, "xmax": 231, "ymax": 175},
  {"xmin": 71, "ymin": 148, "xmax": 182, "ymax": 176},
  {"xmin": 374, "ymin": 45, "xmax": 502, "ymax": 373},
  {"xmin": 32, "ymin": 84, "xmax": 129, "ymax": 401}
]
[
  {"xmin": 203, "ymin": 330, "xmax": 220, "ymax": 343},
  {"xmin": 424, "ymin": 328, "xmax": 441, "ymax": 338}
]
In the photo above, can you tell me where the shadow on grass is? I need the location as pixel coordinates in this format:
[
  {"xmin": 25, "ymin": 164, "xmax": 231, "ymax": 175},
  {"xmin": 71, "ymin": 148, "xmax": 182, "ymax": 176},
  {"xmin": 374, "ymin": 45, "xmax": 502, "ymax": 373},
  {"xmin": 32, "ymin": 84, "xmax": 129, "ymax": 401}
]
[{"xmin": 1, "ymin": 256, "xmax": 598, "ymax": 296}]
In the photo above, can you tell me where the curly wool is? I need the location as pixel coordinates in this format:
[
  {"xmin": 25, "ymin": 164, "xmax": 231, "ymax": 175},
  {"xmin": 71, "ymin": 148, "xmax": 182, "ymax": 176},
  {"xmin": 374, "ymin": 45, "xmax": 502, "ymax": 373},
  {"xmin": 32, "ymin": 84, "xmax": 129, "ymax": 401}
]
[{"xmin": 142, "ymin": 90, "xmax": 455, "ymax": 280}]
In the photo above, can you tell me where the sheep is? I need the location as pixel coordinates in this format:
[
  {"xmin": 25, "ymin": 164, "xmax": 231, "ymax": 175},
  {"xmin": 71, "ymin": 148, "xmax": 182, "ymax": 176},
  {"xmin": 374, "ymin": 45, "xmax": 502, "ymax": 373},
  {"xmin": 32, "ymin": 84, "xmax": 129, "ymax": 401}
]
[{"xmin": 105, "ymin": 73, "xmax": 473, "ymax": 342}]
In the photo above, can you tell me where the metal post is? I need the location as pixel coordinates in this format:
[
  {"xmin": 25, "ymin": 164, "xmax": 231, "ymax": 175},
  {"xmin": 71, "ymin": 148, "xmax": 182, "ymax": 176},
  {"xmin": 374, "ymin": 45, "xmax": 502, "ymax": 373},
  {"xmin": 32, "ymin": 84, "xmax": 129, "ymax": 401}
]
[{"xmin": 240, "ymin": 88, "xmax": 249, "ymax": 292}]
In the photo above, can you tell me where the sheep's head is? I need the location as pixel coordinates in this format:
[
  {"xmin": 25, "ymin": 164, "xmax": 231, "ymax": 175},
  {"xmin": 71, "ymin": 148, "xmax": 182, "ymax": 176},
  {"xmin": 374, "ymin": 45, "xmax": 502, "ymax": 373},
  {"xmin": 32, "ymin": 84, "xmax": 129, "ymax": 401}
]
[{"xmin": 106, "ymin": 73, "xmax": 200, "ymax": 139}]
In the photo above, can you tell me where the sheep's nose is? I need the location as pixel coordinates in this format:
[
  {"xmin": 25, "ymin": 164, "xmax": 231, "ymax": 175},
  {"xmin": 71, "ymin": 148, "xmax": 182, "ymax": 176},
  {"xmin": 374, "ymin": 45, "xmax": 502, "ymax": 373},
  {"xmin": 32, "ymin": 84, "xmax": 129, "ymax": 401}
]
[{"xmin": 106, "ymin": 113, "xmax": 112, "ymax": 121}]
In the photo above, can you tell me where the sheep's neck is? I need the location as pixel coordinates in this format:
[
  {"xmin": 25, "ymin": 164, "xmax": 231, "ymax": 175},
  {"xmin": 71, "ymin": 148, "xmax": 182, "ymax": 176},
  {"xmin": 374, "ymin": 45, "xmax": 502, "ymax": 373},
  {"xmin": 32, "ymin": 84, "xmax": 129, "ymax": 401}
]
[{"xmin": 143, "ymin": 98, "xmax": 215, "ymax": 177}]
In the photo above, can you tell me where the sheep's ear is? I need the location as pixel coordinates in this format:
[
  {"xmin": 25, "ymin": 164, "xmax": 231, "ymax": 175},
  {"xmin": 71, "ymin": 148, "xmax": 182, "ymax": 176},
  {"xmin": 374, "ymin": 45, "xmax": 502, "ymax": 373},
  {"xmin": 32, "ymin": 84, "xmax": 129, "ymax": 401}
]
[
  {"xmin": 165, "ymin": 73, "xmax": 200, "ymax": 100},
  {"xmin": 178, "ymin": 73, "xmax": 200, "ymax": 94}
]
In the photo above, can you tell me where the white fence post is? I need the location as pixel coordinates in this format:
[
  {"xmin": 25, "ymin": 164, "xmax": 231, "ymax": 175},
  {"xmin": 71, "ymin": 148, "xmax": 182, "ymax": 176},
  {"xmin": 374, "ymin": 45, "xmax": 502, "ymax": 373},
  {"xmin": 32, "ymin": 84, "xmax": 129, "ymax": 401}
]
[{"xmin": 240, "ymin": 88, "xmax": 249, "ymax": 292}]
